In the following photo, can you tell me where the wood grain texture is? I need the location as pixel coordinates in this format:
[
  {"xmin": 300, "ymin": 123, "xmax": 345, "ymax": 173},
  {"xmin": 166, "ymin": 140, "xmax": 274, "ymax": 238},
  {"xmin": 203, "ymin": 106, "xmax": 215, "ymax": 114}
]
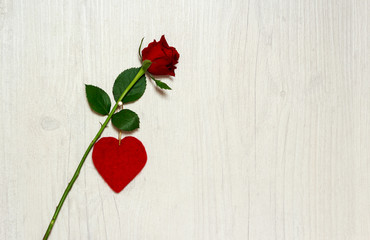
[{"xmin": 0, "ymin": 0, "xmax": 369, "ymax": 239}]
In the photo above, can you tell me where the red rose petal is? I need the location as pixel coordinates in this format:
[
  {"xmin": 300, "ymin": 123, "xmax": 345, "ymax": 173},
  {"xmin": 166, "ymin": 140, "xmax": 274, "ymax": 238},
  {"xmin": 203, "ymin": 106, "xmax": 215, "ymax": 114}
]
[
  {"xmin": 92, "ymin": 137, "xmax": 147, "ymax": 193},
  {"xmin": 141, "ymin": 35, "xmax": 180, "ymax": 76},
  {"xmin": 159, "ymin": 35, "xmax": 169, "ymax": 48}
]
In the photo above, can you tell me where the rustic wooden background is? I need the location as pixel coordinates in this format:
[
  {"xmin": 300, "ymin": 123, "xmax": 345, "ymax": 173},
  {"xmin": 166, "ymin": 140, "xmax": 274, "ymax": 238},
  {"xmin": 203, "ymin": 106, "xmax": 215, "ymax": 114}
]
[{"xmin": 1, "ymin": 0, "xmax": 369, "ymax": 239}]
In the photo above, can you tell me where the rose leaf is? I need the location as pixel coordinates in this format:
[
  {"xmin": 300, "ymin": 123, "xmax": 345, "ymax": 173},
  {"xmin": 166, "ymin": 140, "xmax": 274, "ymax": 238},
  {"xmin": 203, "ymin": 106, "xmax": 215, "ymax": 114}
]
[
  {"xmin": 85, "ymin": 85, "xmax": 111, "ymax": 115},
  {"xmin": 111, "ymin": 109, "xmax": 140, "ymax": 131},
  {"xmin": 113, "ymin": 68, "xmax": 147, "ymax": 103}
]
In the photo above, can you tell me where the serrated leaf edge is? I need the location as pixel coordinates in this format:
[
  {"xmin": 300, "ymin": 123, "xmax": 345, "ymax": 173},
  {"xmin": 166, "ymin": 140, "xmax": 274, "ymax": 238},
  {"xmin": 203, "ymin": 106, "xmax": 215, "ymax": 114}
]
[
  {"xmin": 111, "ymin": 109, "xmax": 140, "ymax": 131},
  {"xmin": 85, "ymin": 84, "xmax": 111, "ymax": 115},
  {"xmin": 112, "ymin": 68, "xmax": 147, "ymax": 103}
]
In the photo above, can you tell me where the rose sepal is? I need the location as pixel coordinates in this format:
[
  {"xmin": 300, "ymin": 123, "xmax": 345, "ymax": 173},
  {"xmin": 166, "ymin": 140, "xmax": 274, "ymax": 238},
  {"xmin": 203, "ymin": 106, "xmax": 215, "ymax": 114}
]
[{"xmin": 141, "ymin": 60, "xmax": 152, "ymax": 72}]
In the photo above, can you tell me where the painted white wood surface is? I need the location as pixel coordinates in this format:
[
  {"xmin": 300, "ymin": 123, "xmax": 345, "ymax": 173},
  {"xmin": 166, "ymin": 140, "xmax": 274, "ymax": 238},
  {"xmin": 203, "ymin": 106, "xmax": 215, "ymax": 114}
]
[{"xmin": 1, "ymin": 0, "xmax": 369, "ymax": 239}]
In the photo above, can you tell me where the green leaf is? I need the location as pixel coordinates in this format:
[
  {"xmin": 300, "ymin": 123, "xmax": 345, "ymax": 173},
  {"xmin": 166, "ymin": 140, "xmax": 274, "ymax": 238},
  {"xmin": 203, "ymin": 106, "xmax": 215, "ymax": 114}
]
[
  {"xmin": 111, "ymin": 109, "xmax": 140, "ymax": 131},
  {"xmin": 85, "ymin": 85, "xmax": 111, "ymax": 115},
  {"xmin": 154, "ymin": 79, "xmax": 172, "ymax": 90},
  {"xmin": 113, "ymin": 68, "xmax": 147, "ymax": 103}
]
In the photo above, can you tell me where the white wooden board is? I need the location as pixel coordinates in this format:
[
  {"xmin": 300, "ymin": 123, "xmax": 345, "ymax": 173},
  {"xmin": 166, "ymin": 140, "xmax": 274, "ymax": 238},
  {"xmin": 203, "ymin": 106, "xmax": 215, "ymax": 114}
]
[{"xmin": 0, "ymin": 0, "xmax": 369, "ymax": 239}]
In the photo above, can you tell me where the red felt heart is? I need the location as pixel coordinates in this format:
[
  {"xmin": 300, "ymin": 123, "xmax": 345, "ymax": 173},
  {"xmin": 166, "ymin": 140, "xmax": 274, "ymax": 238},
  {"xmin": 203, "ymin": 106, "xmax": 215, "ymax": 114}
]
[{"xmin": 92, "ymin": 137, "xmax": 147, "ymax": 193}]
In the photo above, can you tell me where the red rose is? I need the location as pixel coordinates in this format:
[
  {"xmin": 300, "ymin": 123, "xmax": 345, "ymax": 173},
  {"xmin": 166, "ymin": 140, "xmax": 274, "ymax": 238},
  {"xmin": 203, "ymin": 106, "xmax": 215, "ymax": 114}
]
[{"xmin": 142, "ymin": 35, "xmax": 180, "ymax": 76}]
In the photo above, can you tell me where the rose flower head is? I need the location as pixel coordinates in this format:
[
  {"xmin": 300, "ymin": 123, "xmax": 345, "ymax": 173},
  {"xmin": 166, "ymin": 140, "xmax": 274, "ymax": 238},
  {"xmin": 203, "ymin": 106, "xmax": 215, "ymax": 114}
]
[{"xmin": 142, "ymin": 35, "xmax": 180, "ymax": 76}]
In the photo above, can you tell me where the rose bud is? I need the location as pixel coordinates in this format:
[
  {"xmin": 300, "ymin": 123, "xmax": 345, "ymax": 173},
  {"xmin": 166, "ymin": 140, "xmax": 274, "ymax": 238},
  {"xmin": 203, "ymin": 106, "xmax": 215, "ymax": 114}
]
[{"xmin": 142, "ymin": 35, "xmax": 180, "ymax": 76}]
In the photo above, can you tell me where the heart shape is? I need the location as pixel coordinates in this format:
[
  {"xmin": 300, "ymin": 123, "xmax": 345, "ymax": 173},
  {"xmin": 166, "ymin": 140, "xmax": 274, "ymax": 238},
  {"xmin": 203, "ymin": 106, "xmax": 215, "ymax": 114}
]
[{"xmin": 92, "ymin": 136, "xmax": 147, "ymax": 193}]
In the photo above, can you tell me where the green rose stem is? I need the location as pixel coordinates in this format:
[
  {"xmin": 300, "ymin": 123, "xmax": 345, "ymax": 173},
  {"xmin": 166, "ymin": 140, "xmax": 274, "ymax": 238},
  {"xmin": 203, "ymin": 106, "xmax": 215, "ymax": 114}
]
[{"xmin": 43, "ymin": 61, "xmax": 151, "ymax": 240}]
